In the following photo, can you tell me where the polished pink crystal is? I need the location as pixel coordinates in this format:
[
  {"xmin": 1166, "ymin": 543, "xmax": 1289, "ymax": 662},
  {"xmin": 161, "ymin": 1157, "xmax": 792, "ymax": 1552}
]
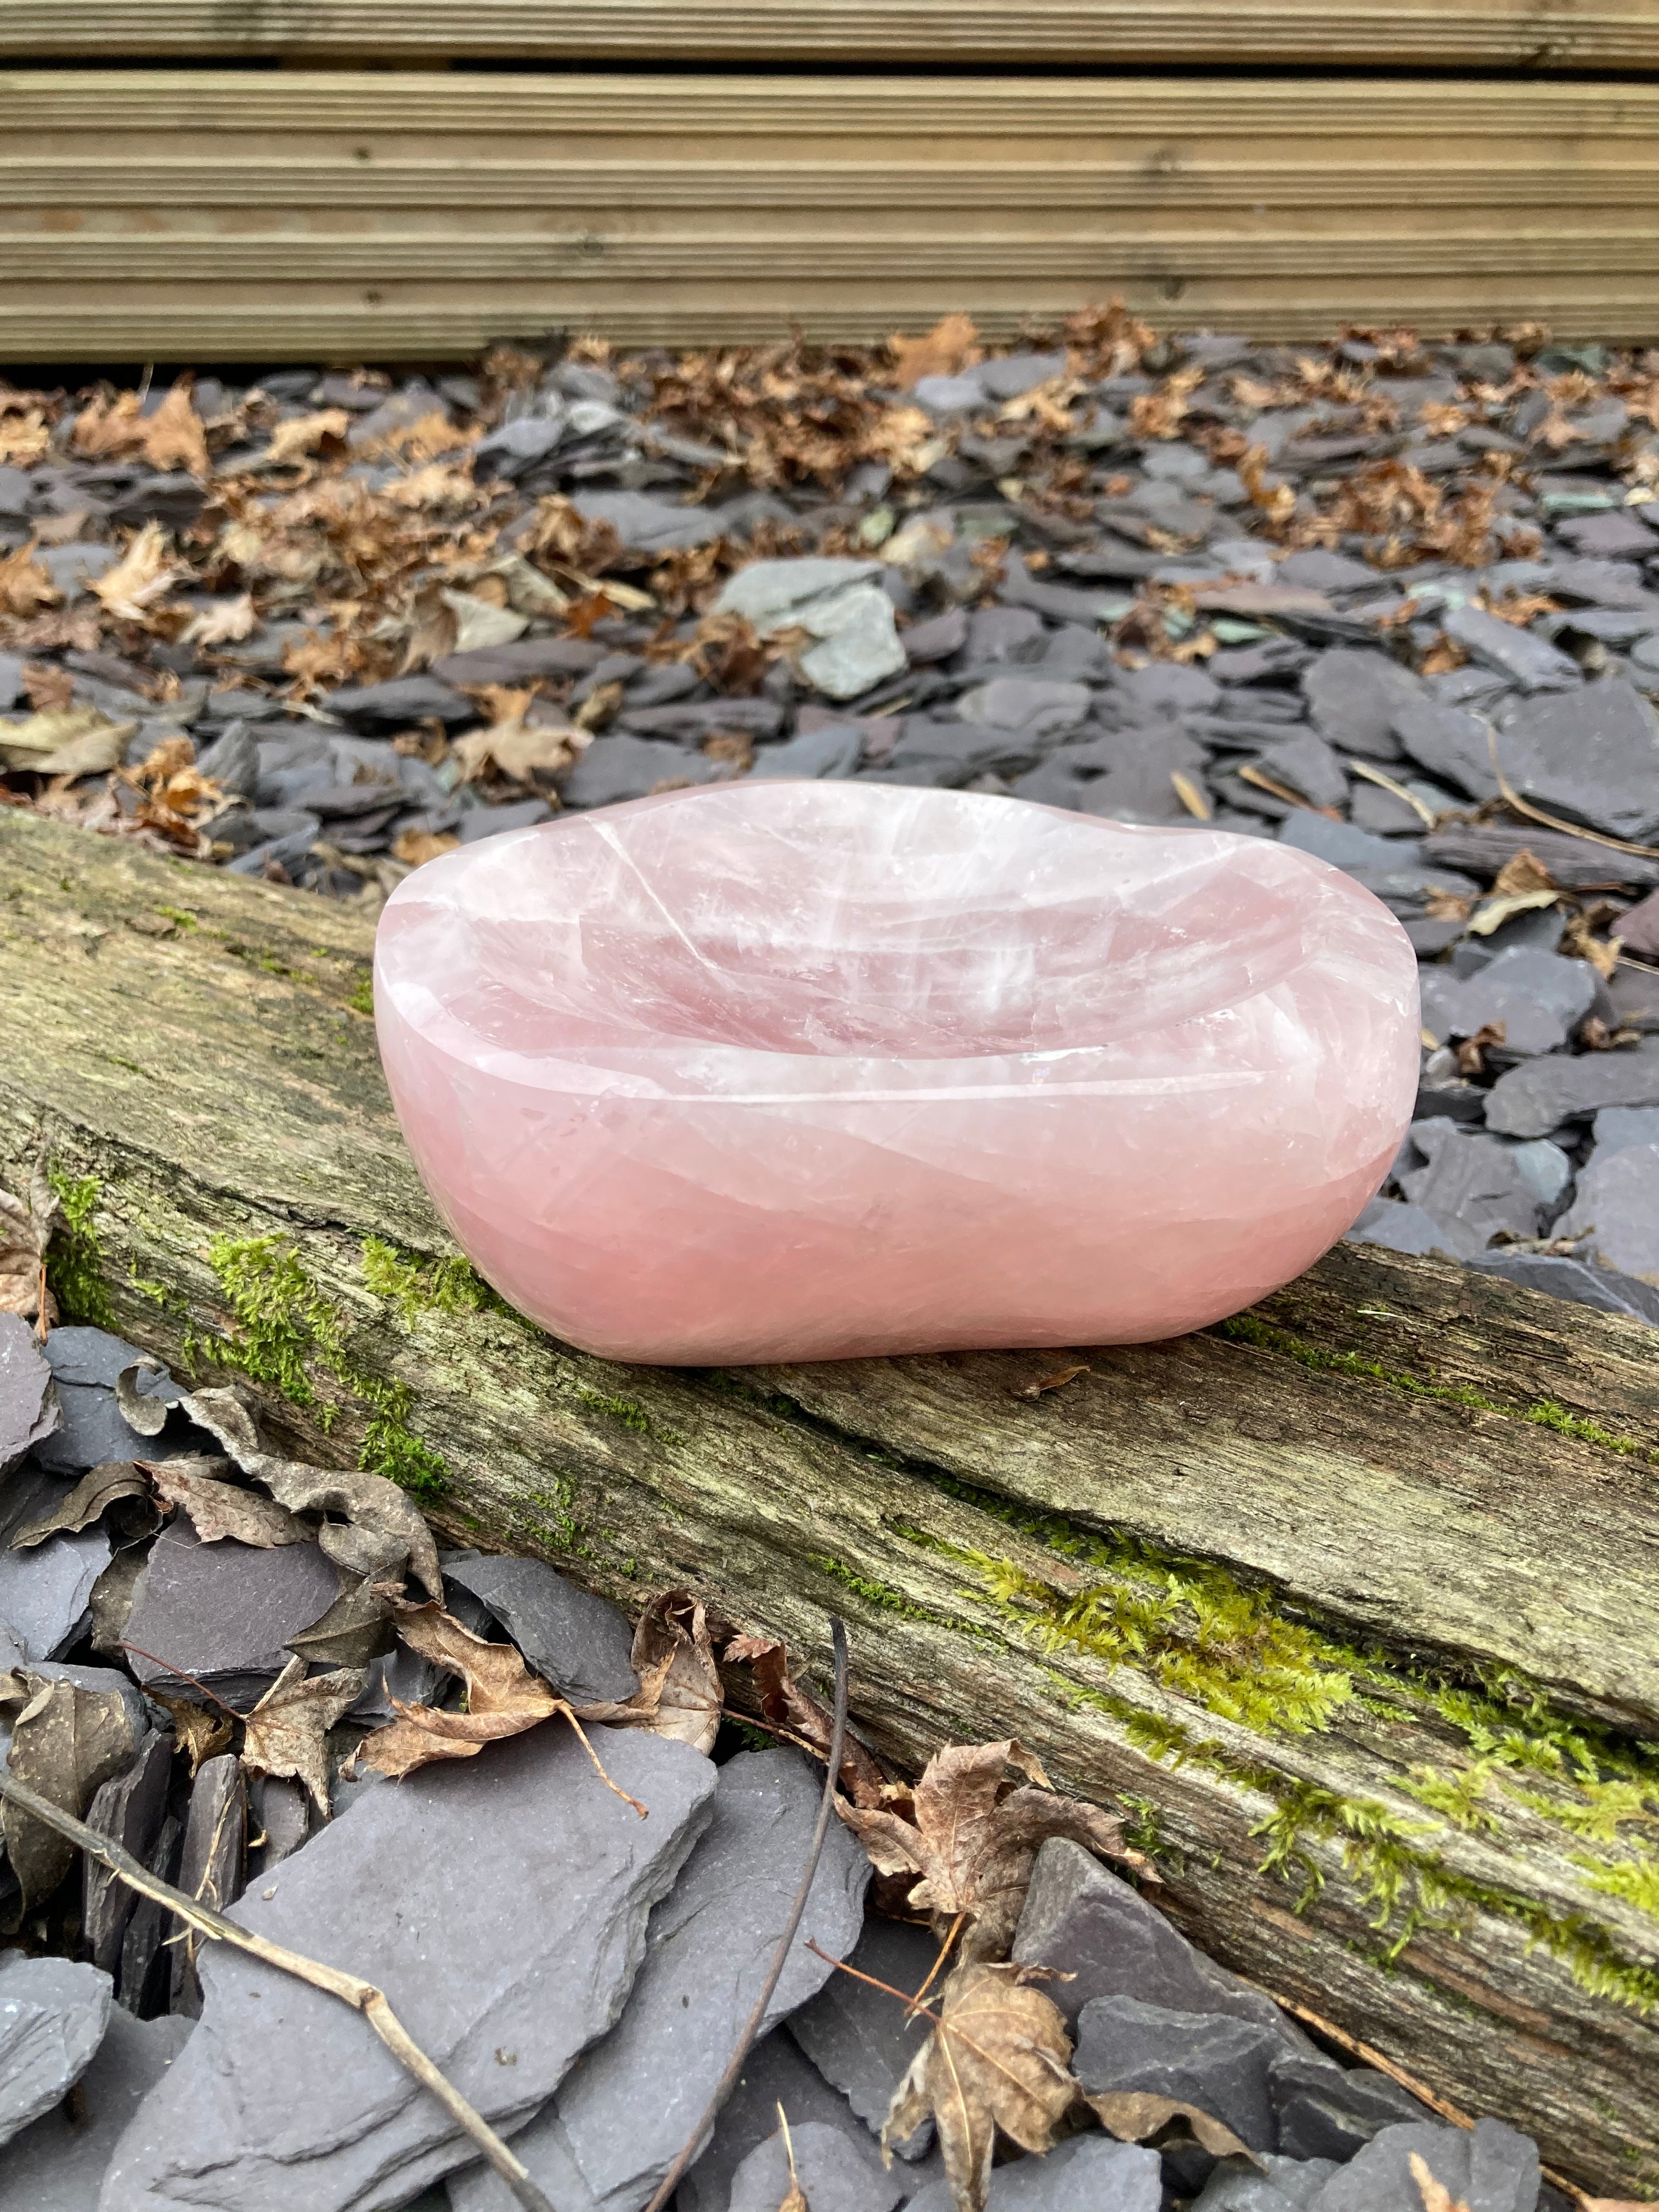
[{"xmin": 374, "ymin": 784, "xmax": 1420, "ymax": 1364}]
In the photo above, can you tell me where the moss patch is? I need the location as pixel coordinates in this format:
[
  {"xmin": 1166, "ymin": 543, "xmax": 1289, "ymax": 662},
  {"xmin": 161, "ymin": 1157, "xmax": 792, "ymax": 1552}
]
[{"xmin": 44, "ymin": 1169, "xmax": 114, "ymax": 1329}]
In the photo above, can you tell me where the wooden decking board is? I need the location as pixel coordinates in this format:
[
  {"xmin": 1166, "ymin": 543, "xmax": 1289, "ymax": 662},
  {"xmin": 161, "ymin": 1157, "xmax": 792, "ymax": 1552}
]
[
  {"xmin": 5, "ymin": 69, "xmax": 1658, "ymax": 351},
  {"xmin": 3, "ymin": 0, "xmax": 1657, "ymax": 70}
]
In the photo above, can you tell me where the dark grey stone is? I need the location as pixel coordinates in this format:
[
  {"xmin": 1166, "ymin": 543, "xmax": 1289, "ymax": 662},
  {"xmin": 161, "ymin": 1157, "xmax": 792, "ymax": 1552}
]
[
  {"xmin": 441, "ymin": 1554, "xmax": 638, "ymax": 1705},
  {"xmin": 227, "ymin": 819, "xmax": 322, "ymax": 879},
  {"xmin": 955, "ymin": 679, "xmax": 1091, "ymax": 742},
  {"xmin": 902, "ymin": 609, "xmax": 969, "ymax": 664},
  {"xmin": 1011, "ymin": 1842, "xmax": 1304, "ymax": 2045},
  {"xmin": 456, "ymin": 798, "xmax": 553, "ymax": 843},
  {"xmin": 35, "ymin": 1329, "xmax": 184, "ymax": 1476},
  {"xmin": 0, "ymin": 1311, "xmax": 58, "ymax": 1474},
  {"xmin": 122, "ymin": 1521, "xmax": 344, "ymax": 1710},
  {"xmin": 1466, "ymin": 1249, "xmax": 1659, "ymax": 1324},
  {"xmin": 193, "ymin": 721, "xmax": 260, "ymax": 800},
  {"xmin": 727, "ymin": 2123, "xmax": 904, "ymax": 2212},
  {"xmin": 472, "ymin": 418, "xmax": 567, "ymax": 479},
  {"xmin": 1268, "ymin": 2054, "xmax": 1432, "ymax": 2163},
  {"xmin": 1276, "ymin": 814, "xmax": 1423, "ymax": 874},
  {"xmin": 0, "ymin": 2010, "xmax": 192, "ymax": 2212},
  {"xmin": 1395, "ymin": 1122, "xmax": 1542, "ymax": 1245},
  {"xmin": 1278, "ymin": 550, "xmax": 1378, "ymax": 592},
  {"xmin": 1493, "ymin": 681, "xmax": 1659, "ymax": 843},
  {"xmin": 558, "ymin": 733, "xmax": 726, "ymax": 809},
  {"xmin": 889, "ymin": 721, "xmax": 1044, "ymax": 783},
  {"xmin": 1590, "ymin": 1104, "xmax": 1659, "ymax": 1158},
  {"xmin": 1074, "ymin": 727, "xmax": 1210, "ymax": 824},
  {"xmin": 571, "ymin": 492, "xmax": 735, "ymax": 555},
  {"xmin": 1486, "ymin": 1040, "xmax": 1659, "ymax": 1137},
  {"xmin": 788, "ymin": 1915, "xmax": 939, "ymax": 2146},
  {"xmin": 1391, "ymin": 701, "xmax": 1503, "ymax": 802},
  {"xmin": 1443, "ymin": 605, "xmax": 1579, "ymax": 692},
  {"xmin": 998, "ymin": 552, "xmax": 1128, "ymax": 626},
  {"xmin": 1193, "ymin": 2153, "xmax": 1340, "ymax": 2212},
  {"xmin": 904, "ymin": 2135, "xmax": 1161, "ymax": 2212},
  {"xmin": 623, "ymin": 699, "xmax": 785, "ymax": 742},
  {"xmin": 170, "ymin": 1753, "xmax": 247, "ymax": 2017},
  {"xmin": 452, "ymin": 1750, "xmax": 869, "ymax": 2212},
  {"xmin": 246, "ymin": 1774, "xmax": 312, "ymax": 1879},
  {"xmin": 979, "ymin": 352, "xmax": 1068, "ymax": 400},
  {"xmin": 1556, "ymin": 1141, "xmax": 1659, "ymax": 1278},
  {"xmin": 748, "ymin": 724, "xmax": 864, "ymax": 779},
  {"xmin": 433, "ymin": 638, "xmax": 606, "ymax": 687},
  {"xmin": 103, "ymin": 1725, "xmax": 717, "ymax": 2212},
  {"xmin": 678, "ymin": 2029, "xmax": 885, "ymax": 2212},
  {"xmin": 1554, "ymin": 509, "xmax": 1656, "ymax": 558},
  {"xmin": 327, "ymin": 676, "xmax": 475, "ymax": 731},
  {"xmin": 0, "ymin": 1950, "xmax": 112, "ymax": 2147},
  {"xmin": 1302, "ymin": 648, "xmax": 1426, "ymax": 760},
  {"xmin": 1252, "ymin": 730, "xmax": 1348, "ymax": 810},
  {"xmin": 83, "ymin": 1732, "xmax": 173, "ymax": 1979},
  {"xmin": 1308, "ymin": 2117, "xmax": 1539, "ymax": 2212},
  {"xmin": 0, "ymin": 1467, "xmax": 113, "ymax": 1660},
  {"xmin": 1073, "ymin": 1995, "xmax": 1279, "ymax": 2152},
  {"xmin": 1344, "ymin": 1197, "xmax": 1483, "ymax": 1261},
  {"xmin": 1419, "ymin": 948, "xmax": 1598, "ymax": 1057}
]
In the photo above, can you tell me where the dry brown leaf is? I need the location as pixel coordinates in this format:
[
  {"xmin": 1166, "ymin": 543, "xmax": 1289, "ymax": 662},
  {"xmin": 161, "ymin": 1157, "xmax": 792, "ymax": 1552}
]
[
  {"xmin": 1455, "ymin": 1021, "xmax": 1506, "ymax": 1077},
  {"xmin": 889, "ymin": 314, "xmax": 983, "ymax": 392},
  {"xmin": 151, "ymin": 1691, "xmax": 235, "ymax": 1777},
  {"xmin": 142, "ymin": 380, "xmax": 211, "ymax": 478},
  {"xmin": 1468, "ymin": 888, "xmax": 1559, "ymax": 937},
  {"xmin": 351, "ymin": 1602, "xmax": 589, "ymax": 1781},
  {"xmin": 144, "ymin": 1454, "xmax": 308, "ymax": 1548},
  {"xmin": 182, "ymin": 592, "xmax": 258, "ymax": 647},
  {"xmin": 1409, "ymin": 2151, "xmax": 1472, "ymax": 2212},
  {"xmin": 0, "ymin": 1668, "xmax": 139, "ymax": 1920},
  {"xmin": 1491, "ymin": 849, "xmax": 1559, "ymax": 899},
  {"xmin": 10, "ymin": 1462, "xmax": 149, "ymax": 1548},
  {"xmin": 91, "ymin": 523, "xmax": 184, "ymax": 624},
  {"xmin": 392, "ymin": 828, "xmax": 459, "ymax": 868},
  {"xmin": 242, "ymin": 1654, "xmax": 369, "ymax": 1814},
  {"xmin": 1085, "ymin": 2089, "xmax": 1254, "ymax": 2162},
  {"xmin": 0, "ymin": 407, "xmax": 51, "ymax": 466},
  {"xmin": 883, "ymin": 1962, "xmax": 1075, "ymax": 2212},
  {"xmin": 578, "ymin": 1589, "xmax": 724, "ymax": 1755},
  {"xmin": 0, "ymin": 1160, "xmax": 61, "ymax": 1325},
  {"xmin": 1012, "ymin": 1363, "xmax": 1090, "ymax": 1401},
  {"xmin": 839, "ymin": 1742, "xmax": 1144, "ymax": 1959},
  {"xmin": 452, "ymin": 716, "xmax": 578, "ymax": 786},
  {"xmin": 72, "ymin": 390, "xmax": 145, "ymax": 460},
  {"xmin": 264, "ymin": 408, "xmax": 353, "ymax": 468},
  {"xmin": 286, "ymin": 1581, "xmax": 397, "ymax": 1672},
  {"xmin": 725, "ymin": 1634, "xmax": 888, "ymax": 1805},
  {"xmin": 0, "ymin": 542, "xmax": 60, "ymax": 620}
]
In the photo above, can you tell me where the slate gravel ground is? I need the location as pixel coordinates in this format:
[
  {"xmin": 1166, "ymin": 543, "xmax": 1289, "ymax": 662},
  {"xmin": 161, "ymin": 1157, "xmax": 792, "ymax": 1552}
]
[{"xmin": 7, "ymin": 317, "xmax": 1659, "ymax": 1328}]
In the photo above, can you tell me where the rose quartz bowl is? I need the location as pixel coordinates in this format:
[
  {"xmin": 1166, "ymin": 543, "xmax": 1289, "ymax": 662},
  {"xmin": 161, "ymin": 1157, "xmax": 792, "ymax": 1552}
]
[{"xmin": 374, "ymin": 782, "xmax": 1420, "ymax": 1365}]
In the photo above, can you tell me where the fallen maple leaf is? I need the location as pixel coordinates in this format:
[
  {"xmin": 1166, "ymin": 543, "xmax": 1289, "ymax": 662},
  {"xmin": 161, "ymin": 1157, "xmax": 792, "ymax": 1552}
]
[
  {"xmin": 263, "ymin": 408, "xmax": 352, "ymax": 469},
  {"xmin": 883, "ymin": 1962, "xmax": 1075, "ymax": 2212},
  {"xmin": 0, "ymin": 1668, "xmax": 139, "ymax": 1917},
  {"xmin": 837, "ymin": 1740, "xmax": 1144, "ymax": 1960},
  {"xmin": 0, "ymin": 543, "xmax": 59, "ymax": 619},
  {"xmin": 72, "ymin": 389, "xmax": 145, "ymax": 460},
  {"xmin": 151, "ymin": 1691, "xmax": 235, "ymax": 1777},
  {"xmin": 580, "ymin": 1588, "xmax": 724, "ymax": 1755},
  {"xmin": 143, "ymin": 1454, "xmax": 307, "ymax": 1547},
  {"xmin": 182, "ymin": 591, "xmax": 258, "ymax": 647},
  {"xmin": 0, "ymin": 1161, "xmax": 61, "ymax": 1327},
  {"xmin": 0, "ymin": 406, "xmax": 50, "ymax": 467},
  {"xmin": 726, "ymin": 1633, "xmax": 888, "ymax": 1805},
  {"xmin": 1085, "ymin": 2088, "xmax": 1252, "ymax": 2161},
  {"xmin": 242, "ymin": 1654, "xmax": 370, "ymax": 1814},
  {"xmin": 91, "ymin": 523, "xmax": 184, "ymax": 624},
  {"xmin": 889, "ymin": 313, "xmax": 983, "ymax": 392},
  {"xmin": 141, "ymin": 380, "xmax": 210, "ymax": 478}
]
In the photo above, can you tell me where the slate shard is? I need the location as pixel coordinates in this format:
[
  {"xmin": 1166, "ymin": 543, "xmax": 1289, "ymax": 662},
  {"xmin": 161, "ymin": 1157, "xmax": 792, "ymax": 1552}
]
[
  {"xmin": 788, "ymin": 1915, "xmax": 940, "ymax": 2149},
  {"xmin": 0, "ymin": 1949, "xmax": 113, "ymax": 2148},
  {"xmin": 375, "ymin": 785, "xmax": 1420, "ymax": 1363},
  {"xmin": 83, "ymin": 1731, "xmax": 174, "ymax": 1980},
  {"xmin": 121, "ymin": 1521, "xmax": 344, "ymax": 1711},
  {"xmin": 440, "ymin": 1553, "xmax": 638, "ymax": 1705},
  {"xmin": 34, "ymin": 1330, "xmax": 184, "ymax": 1478},
  {"xmin": 0, "ymin": 1312, "xmax": 59, "ymax": 1474},
  {"xmin": 727, "ymin": 2123, "xmax": 905, "ymax": 2212},
  {"xmin": 1267, "ymin": 2052, "xmax": 1432, "ymax": 2163},
  {"xmin": 100, "ymin": 1725, "xmax": 716, "ymax": 2212},
  {"xmin": 0, "ymin": 2011, "xmax": 192, "ymax": 2212},
  {"xmin": 902, "ymin": 2134, "xmax": 1163, "ymax": 2212},
  {"xmin": 1310, "ymin": 2117, "xmax": 1540, "ymax": 2212},
  {"xmin": 1073, "ymin": 1994, "xmax": 1281, "ymax": 2153},
  {"xmin": 169, "ymin": 1753, "xmax": 247, "ymax": 2017},
  {"xmin": 450, "ymin": 1748, "xmax": 870, "ymax": 2212}
]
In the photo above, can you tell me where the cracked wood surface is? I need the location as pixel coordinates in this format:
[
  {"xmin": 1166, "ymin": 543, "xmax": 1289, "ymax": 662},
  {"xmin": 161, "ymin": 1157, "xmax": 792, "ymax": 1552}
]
[{"xmin": 2, "ymin": 809, "xmax": 1658, "ymax": 2194}]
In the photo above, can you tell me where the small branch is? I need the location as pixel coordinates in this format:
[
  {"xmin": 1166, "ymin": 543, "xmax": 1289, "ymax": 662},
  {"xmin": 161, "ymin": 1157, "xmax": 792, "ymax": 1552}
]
[
  {"xmin": 0, "ymin": 1768, "xmax": 555, "ymax": 2212},
  {"xmin": 640, "ymin": 1616, "xmax": 851, "ymax": 2212}
]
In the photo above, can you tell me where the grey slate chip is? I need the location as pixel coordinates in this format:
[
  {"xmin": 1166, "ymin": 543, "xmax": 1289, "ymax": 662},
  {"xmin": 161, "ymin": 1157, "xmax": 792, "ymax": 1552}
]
[
  {"xmin": 1391, "ymin": 701, "xmax": 1503, "ymax": 802},
  {"xmin": 441, "ymin": 1553, "xmax": 638, "ymax": 1705},
  {"xmin": 1193, "ymin": 2154, "xmax": 1341, "ymax": 2212},
  {"xmin": 904, "ymin": 2135, "xmax": 1161, "ymax": 2212},
  {"xmin": 1590, "ymin": 1104, "xmax": 1659, "ymax": 1158},
  {"xmin": 101, "ymin": 1725, "xmax": 717, "ymax": 2212},
  {"xmin": 1073, "ymin": 1994, "xmax": 1280, "ymax": 2153},
  {"xmin": 0, "ymin": 2010, "xmax": 191, "ymax": 2212},
  {"xmin": 1252, "ymin": 730, "xmax": 1348, "ymax": 810},
  {"xmin": 1442, "ymin": 605, "xmax": 1580, "ymax": 692},
  {"xmin": 0, "ymin": 1467, "xmax": 113, "ymax": 1660},
  {"xmin": 1492, "ymin": 680, "xmax": 1659, "ymax": 843},
  {"xmin": 788, "ymin": 1915, "xmax": 939, "ymax": 2147},
  {"xmin": 1267, "ymin": 2053, "xmax": 1432, "ymax": 2163},
  {"xmin": 1465, "ymin": 1250, "xmax": 1659, "ymax": 1324},
  {"xmin": 0, "ymin": 1949, "xmax": 112, "ymax": 2148},
  {"xmin": 0, "ymin": 1312, "xmax": 59, "ymax": 1474},
  {"xmin": 1344, "ymin": 1197, "xmax": 1483, "ymax": 1261},
  {"xmin": 451, "ymin": 1749, "xmax": 870, "ymax": 2212},
  {"xmin": 677, "ymin": 2029, "xmax": 890, "ymax": 2212},
  {"xmin": 84, "ymin": 1732, "xmax": 173, "ymax": 1981},
  {"xmin": 1485, "ymin": 1041, "xmax": 1659, "ymax": 1138},
  {"xmin": 749, "ymin": 724, "xmax": 864, "ymax": 779},
  {"xmin": 121, "ymin": 1521, "xmax": 345, "ymax": 1711},
  {"xmin": 1555, "ymin": 1141, "xmax": 1659, "ymax": 1279},
  {"xmin": 170, "ymin": 1753, "xmax": 247, "ymax": 2017},
  {"xmin": 1419, "ymin": 948, "xmax": 1598, "ymax": 1058},
  {"xmin": 35, "ymin": 1330, "xmax": 184, "ymax": 1477},
  {"xmin": 1308, "ymin": 2116, "xmax": 1539, "ymax": 2212},
  {"xmin": 1395, "ymin": 1123, "xmax": 1543, "ymax": 1246},
  {"xmin": 559, "ymin": 733, "xmax": 726, "ymax": 810},
  {"xmin": 1302, "ymin": 648, "xmax": 1426, "ymax": 760},
  {"xmin": 327, "ymin": 675, "xmax": 475, "ymax": 731},
  {"xmin": 1011, "ymin": 1841, "xmax": 1305, "ymax": 2046},
  {"xmin": 727, "ymin": 2124, "xmax": 904, "ymax": 2212}
]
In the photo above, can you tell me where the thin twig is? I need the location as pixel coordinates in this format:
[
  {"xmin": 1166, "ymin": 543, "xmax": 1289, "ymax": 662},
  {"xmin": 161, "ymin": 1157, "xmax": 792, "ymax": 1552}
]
[
  {"xmin": 1482, "ymin": 719, "xmax": 1659, "ymax": 860},
  {"xmin": 0, "ymin": 1768, "xmax": 556, "ymax": 2212},
  {"xmin": 119, "ymin": 1641, "xmax": 243, "ymax": 1719},
  {"xmin": 640, "ymin": 1617, "xmax": 850, "ymax": 2212}
]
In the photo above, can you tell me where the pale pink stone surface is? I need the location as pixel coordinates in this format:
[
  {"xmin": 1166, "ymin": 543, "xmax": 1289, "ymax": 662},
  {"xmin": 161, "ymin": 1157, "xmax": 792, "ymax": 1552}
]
[{"xmin": 374, "ymin": 783, "xmax": 1420, "ymax": 1364}]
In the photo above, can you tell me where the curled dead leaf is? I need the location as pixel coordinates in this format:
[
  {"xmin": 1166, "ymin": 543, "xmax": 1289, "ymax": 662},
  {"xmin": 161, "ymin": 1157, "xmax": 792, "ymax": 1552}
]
[
  {"xmin": 0, "ymin": 542, "xmax": 59, "ymax": 619},
  {"xmin": 182, "ymin": 592, "xmax": 258, "ymax": 648},
  {"xmin": 574, "ymin": 1589, "xmax": 723, "ymax": 1756},
  {"xmin": 883, "ymin": 1962, "xmax": 1075, "ymax": 2212},
  {"xmin": 143, "ymin": 1454, "xmax": 308, "ymax": 1548},
  {"xmin": 242, "ymin": 1653, "xmax": 369, "ymax": 1814},
  {"xmin": 725, "ymin": 1632, "xmax": 888, "ymax": 1806},
  {"xmin": 151, "ymin": 1690, "xmax": 235, "ymax": 1777},
  {"xmin": 263, "ymin": 408, "xmax": 352, "ymax": 469},
  {"xmin": 838, "ymin": 1741, "xmax": 1146, "ymax": 1960},
  {"xmin": 889, "ymin": 314, "xmax": 983, "ymax": 393},
  {"xmin": 10, "ymin": 1462, "xmax": 149, "ymax": 1548},
  {"xmin": 1085, "ymin": 2089, "xmax": 1254, "ymax": 2163},
  {"xmin": 91, "ymin": 522, "xmax": 185, "ymax": 624},
  {"xmin": 0, "ymin": 1160, "xmax": 61, "ymax": 1327}
]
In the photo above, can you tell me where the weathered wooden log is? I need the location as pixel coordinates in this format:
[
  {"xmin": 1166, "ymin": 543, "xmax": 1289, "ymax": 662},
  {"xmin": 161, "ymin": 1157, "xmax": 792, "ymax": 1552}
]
[{"xmin": 2, "ymin": 808, "xmax": 1658, "ymax": 2196}]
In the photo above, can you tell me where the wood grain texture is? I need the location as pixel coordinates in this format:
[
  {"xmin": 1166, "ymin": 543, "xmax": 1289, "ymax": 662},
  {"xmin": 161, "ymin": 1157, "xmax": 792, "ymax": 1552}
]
[
  {"xmin": 5, "ymin": 70, "xmax": 1659, "ymax": 350},
  {"xmin": 2, "ymin": 0, "xmax": 1657, "ymax": 69},
  {"xmin": 1, "ymin": 808, "xmax": 1657, "ymax": 2194}
]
